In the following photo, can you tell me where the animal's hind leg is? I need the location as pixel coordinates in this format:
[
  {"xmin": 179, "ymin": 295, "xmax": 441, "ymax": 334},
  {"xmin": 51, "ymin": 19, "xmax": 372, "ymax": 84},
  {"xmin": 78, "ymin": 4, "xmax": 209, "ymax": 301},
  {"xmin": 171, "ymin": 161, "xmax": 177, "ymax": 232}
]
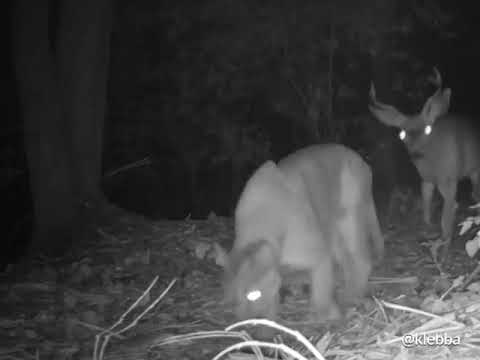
[
  {"xmin": 341, "ymin": 248, "xmax": 371, "ymax": 305},
  {"xmin": 437, "ymin": 180, "xmax": 457, "ymax": 260},
  {"xmin": 470, "ymin": 170, "xmax": 480, "ymax": 204},
  {"xmin": 338, "ymin": 214, "xmax": 372, "ymax": 304},
  {"xmin": 348, "ymin": 255, "xmax": 371, "ymax": 299},
  {"xmin": 310, "ymin": 256, "xmax": 340, "ymax": 321}
]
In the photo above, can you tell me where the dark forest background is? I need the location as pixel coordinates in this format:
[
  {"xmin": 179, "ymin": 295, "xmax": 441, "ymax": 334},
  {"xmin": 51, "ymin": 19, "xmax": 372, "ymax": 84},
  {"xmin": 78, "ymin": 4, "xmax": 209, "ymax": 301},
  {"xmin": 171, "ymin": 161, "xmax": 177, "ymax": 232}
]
[{"xmin": 2, "ymin": 0, "xmax": 480, "ymax": 267}]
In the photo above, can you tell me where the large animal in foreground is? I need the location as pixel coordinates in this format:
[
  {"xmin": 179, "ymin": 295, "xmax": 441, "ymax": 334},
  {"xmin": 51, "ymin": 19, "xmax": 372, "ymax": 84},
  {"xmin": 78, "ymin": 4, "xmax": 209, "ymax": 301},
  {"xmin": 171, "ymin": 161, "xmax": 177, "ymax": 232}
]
[
  {"xmin": 216, "ymin": 144, "xmax": 384, "ymax": 321},
  {"xmin": 369, "ymin": 68, "xmax": 480, "ymax": 257}
]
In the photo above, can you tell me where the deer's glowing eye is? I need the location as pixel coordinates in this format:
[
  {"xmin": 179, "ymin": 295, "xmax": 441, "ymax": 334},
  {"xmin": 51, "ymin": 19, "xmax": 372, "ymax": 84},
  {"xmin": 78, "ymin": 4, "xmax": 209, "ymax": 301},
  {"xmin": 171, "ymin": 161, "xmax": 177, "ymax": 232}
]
[
  {"xmin": 246, "ymin": 289, "xmax": 262, "ymax": 302},
  {"xmin": 424, "ymin": 125, "xmax": 432, "ymax": 135},
  {"xmin": 399, "ymin": 129, "xmax": 406, "ymax": 141}
]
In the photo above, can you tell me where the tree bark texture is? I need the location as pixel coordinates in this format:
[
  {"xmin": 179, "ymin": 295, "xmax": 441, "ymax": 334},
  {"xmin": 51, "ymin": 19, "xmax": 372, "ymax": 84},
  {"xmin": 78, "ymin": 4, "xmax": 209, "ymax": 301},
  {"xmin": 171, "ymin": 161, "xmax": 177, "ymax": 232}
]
[{"xmin": 11, "ymin": 0, "xmax": 112, "ymax": 256}]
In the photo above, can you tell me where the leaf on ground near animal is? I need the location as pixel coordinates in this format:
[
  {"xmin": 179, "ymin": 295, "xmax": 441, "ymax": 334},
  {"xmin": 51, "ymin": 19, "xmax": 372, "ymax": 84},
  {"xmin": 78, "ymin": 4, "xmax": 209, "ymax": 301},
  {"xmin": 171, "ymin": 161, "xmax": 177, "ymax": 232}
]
[
  {"xmin": 465, "ymin": 302, "xmax": 480, "ymax": 313},
  {"xmin": 194, "ymin": 241, "xmax": 212, "ymax": 260},
  {"xmin": 315, "ymin": 330, "xmax": 332, "ymax": 352},
  {"xmin": 212, "ymin": 242, "xmax": 228, "ymax": 267},
  {"xmin": 467, "ymin": 282, "xmax": 480, "ymax": 293},
  {"xmin": 465, "ymin": 238, "xmax": 480, "ymax": 258},
  {"xmin": 421, "ymin": 295, "xmax": 449, "ymax": 313},
  {"xmin": 459, "ymin": 218, "xmax": 474, "ymax": 236}
]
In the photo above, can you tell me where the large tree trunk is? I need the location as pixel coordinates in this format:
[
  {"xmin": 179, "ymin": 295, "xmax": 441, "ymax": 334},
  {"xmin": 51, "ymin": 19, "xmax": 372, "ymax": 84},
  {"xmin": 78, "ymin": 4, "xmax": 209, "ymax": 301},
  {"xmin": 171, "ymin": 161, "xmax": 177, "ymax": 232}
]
[
  {"xmin": 11, "ymin": 0, "xmax": 112, "ymax": 258},
  {"xmin": 58, "ymin": 0, "xmax": 112, "ymax": 207}
]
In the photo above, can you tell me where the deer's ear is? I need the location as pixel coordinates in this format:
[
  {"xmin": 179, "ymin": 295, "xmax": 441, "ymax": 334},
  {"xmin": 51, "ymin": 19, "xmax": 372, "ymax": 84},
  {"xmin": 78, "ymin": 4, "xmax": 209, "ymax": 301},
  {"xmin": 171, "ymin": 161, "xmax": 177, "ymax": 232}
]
[{"xmin": 213, "ymin": 243, "xmax": 230, "ymax": 269}]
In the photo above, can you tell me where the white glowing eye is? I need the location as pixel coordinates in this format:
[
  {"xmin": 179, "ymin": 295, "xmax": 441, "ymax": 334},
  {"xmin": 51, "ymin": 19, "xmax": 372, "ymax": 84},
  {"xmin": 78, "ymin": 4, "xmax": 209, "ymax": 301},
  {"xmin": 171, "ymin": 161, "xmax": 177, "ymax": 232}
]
[
  {"xmin": 399, "ymin": 130, "xmax": 406, "ymax": 141},
  {"xmin": 246, "ymin": 289, "xmax": 262, "ymax": 302},
  {"xmin": 424, "ymin": 125, "xmax": 432, "ymax": 135}
]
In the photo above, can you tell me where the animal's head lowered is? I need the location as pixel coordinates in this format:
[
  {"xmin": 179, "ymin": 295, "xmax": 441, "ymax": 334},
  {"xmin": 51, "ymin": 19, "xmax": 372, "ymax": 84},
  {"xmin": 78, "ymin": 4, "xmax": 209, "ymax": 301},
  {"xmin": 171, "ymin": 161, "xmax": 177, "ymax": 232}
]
[{"xmin": 215, "ymin": 240, "xmax": 281, "ymax": 320}]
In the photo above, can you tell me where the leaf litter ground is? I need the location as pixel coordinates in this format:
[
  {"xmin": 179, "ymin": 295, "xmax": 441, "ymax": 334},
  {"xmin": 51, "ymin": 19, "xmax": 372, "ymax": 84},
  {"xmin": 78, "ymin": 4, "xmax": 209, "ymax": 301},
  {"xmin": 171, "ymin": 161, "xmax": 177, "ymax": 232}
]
[{"xmin": 0, "ymin": 200, "xmax": 479, "ymax": 360}]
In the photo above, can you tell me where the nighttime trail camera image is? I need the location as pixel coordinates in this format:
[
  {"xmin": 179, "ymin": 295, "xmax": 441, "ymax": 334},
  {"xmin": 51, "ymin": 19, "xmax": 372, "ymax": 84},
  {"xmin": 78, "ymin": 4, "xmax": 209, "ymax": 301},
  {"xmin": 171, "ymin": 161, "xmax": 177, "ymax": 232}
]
[
  {"xmin": 7, "ymin": 0, "xmax": 480, "ymax": 358},
  {"xmin": 216, "ymin": 144, "xmax": 384, "ymax": 322}
]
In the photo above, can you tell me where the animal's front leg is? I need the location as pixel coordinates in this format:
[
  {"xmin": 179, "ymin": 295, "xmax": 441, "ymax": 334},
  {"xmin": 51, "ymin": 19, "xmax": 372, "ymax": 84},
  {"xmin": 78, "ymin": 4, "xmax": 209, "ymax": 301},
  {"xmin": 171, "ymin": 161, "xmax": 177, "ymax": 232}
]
[
  {"xmin": 437, "ymin": 180, "xmax": 457, "ymax": 261},
  {"xmin": 421, "ymin": 181, "xmax": 435, "ymax": 226}
]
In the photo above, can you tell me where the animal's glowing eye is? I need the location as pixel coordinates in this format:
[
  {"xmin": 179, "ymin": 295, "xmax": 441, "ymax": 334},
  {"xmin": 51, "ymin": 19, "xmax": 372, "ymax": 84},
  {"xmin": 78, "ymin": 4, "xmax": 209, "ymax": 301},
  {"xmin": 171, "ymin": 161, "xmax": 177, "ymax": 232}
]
[
  {"xmin": 246, "ymin": 289, "xmax": 262, "ymax": 302},
  {"xmin": 424, "ymin": 125, "xmax": 432, "ymax": 135},
  {"xmin": 399, "ymin": 129, "xmax": 406, "ymax": 141}
]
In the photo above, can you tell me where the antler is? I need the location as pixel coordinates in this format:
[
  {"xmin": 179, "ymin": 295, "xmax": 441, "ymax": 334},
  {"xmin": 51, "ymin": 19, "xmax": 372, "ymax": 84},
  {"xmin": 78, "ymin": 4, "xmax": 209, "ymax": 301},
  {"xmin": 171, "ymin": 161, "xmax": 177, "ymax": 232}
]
[
  {"xmin": 428, "ymin": 67, "xmax": 442, "ymax": 88},
  {"xmin": 368, "ymin": 82, "xmax": 406, "ymax": 127}
]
